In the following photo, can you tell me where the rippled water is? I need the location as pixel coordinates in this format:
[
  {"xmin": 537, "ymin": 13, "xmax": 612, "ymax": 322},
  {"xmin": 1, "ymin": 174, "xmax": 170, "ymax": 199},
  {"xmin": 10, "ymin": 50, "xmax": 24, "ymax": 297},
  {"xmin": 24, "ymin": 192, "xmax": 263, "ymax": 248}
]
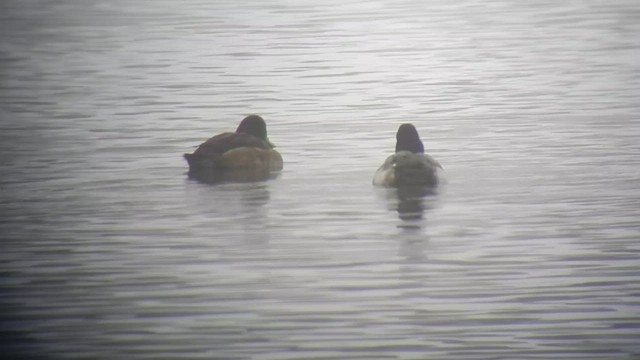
[{"xmin": 2, "ymin": 0, "xmax": 640, "ymax": 358}]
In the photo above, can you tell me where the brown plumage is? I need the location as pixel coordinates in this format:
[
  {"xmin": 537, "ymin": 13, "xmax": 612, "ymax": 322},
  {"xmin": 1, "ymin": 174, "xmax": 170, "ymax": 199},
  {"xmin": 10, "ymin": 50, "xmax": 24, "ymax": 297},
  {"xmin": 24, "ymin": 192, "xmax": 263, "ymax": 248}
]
[{"xmin": 184, "ymin": 115, "xmax": 283, "ymax": 183}]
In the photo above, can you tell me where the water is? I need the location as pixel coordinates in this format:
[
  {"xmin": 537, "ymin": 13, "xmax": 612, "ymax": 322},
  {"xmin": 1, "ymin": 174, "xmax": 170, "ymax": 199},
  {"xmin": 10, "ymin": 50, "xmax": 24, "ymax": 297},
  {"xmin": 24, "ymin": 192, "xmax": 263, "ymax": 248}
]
[{"xmin": 1, "ymin": 0, "xmax": 640, "ymax": 358}]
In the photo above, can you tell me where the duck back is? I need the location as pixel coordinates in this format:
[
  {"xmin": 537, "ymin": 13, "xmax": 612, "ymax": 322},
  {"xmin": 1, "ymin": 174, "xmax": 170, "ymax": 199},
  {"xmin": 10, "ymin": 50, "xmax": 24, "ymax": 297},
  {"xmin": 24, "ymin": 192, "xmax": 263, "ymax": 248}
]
[
  {"xmin": 193, "ymin": 132, "xmax": 270, "ymax": 157},
  {"xmin": 393, "ymin": 153, "xmax": 440, "ymax": 187}
]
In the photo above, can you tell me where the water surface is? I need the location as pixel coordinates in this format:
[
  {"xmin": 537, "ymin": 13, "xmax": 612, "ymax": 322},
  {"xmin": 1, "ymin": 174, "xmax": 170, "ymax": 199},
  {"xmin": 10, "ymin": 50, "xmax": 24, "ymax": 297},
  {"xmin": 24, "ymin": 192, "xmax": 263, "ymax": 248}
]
[{"xmin": 1, "ymin": 0, "xmax": 640, "ymax": 358}]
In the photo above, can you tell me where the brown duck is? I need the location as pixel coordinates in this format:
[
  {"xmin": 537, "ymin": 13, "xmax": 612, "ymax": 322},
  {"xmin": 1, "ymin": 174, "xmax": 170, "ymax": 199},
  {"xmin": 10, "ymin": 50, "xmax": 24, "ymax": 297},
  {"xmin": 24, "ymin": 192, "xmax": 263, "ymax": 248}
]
[{"xmin": 184, "ymin": 115, "xmax": 283, "ymax": 183}]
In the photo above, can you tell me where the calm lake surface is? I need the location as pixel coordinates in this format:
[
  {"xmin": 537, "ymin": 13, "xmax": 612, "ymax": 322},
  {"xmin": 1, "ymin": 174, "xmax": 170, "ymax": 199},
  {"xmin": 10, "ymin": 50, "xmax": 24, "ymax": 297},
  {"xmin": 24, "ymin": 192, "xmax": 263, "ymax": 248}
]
[{"xmin": 1, "ymin": 0, "xmax": 640, "ymax": 358}]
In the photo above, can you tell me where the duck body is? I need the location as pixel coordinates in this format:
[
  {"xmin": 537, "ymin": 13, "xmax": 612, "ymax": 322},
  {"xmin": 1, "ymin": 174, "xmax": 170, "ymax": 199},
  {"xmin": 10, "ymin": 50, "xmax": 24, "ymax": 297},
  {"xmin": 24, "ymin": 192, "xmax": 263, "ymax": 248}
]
[
  {"xmin": 373, "ymin": 123, "xmax": 443, "ymax": 188},
  {"xmin": 184, "ymin": 115, "xmax": 283, "ymax": 183},
  {"xmin": 373, "ymin": 151, "xmax": 442, "ymax": 187}
]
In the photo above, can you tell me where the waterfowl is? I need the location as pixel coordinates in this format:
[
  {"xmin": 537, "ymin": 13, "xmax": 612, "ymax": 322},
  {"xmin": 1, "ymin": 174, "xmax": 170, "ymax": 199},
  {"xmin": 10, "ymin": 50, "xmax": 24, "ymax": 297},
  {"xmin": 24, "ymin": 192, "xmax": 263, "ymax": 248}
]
[
  {"xmin": 184, "ymin": 115, "xmax": 283, "ymax": 183},
  {"xmin": 373, "ymin": 123, "xmax": 443, "ymax": 187}
]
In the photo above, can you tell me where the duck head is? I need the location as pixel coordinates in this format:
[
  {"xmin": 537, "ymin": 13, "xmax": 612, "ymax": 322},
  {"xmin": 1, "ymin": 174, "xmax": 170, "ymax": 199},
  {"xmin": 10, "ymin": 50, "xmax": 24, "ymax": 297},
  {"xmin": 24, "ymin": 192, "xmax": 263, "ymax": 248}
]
[
  {"xmin": 395, "ymin": 123, "xmax": 424, "ymax": 153},
  {"xmin": 236, "ymin": 114, "xmax": 274, "ymax": 147}
]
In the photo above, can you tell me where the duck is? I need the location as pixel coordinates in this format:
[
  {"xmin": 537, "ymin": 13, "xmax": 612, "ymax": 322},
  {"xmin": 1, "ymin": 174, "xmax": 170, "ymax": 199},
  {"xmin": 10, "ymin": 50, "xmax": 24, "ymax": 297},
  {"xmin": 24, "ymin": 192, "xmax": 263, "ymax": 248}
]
[
  {"xmin": 373, "ymin": 123, "xmax": 444, "ymax": 187},
  {"xmin": 184, "ymin": 115, "xmax": 283, "ymax": 183}
]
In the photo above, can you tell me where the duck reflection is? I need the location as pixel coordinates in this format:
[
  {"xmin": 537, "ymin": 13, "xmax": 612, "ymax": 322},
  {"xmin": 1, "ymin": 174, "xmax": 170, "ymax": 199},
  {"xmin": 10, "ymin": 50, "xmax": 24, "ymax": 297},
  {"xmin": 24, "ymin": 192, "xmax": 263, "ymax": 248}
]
[
  {"xmin": 184, "ymin": 179, "xmax": 271, "ymax": 238},
  {"xmin": 375, "ymin": 185, "xmax": 437, "ymax": 263},
  {"xmin": 187, "ymin": 168, "xmax": 281, "ymax": 185},
  {"xmin": 239, "ymin": 182, "xmax": 271, "ymax": 209},
  {"xmin": 237, "ymin": 183, "xmax": 272, "ymax": 246},
  {"xmin": 396, "ymin": 186, "xmax": 436, "ymax": 222},
  {"xmin": 379, "ymin": 185, "xmax": 437, "ymax": 228}
]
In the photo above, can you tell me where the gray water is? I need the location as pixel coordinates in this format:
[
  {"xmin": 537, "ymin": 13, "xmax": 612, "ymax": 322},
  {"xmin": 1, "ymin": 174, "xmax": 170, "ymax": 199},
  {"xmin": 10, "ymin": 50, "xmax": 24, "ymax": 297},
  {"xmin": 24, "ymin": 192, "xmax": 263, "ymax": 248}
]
[{"xmin": 1, "ymin": 0, "xmax": 640, "ymax": 359}]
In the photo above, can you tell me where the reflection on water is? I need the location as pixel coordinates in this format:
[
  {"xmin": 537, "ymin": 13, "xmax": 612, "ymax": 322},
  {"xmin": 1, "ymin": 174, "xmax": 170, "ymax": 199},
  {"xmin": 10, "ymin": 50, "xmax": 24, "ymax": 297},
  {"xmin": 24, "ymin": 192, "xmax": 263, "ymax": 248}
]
[
  {"xmin": 396, "ymin": 186, "xmax": 438, "ymax": 223},
  {"xmin": 186, "ymin": 166, "xmax": 282, "ymax": 185},
  {"xmin": 2, "ymin": 0, "xmax": 640, "ymax": 358},
  {"xmin": 376, "ymin": 186, "xmax": 440, "ymax": 227}
]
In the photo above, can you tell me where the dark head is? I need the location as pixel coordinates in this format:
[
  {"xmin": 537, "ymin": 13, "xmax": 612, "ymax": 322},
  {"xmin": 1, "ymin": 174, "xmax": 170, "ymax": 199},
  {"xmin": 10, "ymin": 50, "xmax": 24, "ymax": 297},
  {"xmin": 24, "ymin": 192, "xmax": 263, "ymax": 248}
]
[
  {"xmin": 395, "ymin": 123, "xmax": 424, "ymax": 153},
  {"xmin": 236, "ymin": 115, "xmax": 268, "ymax": 140},
  {"xmin": 236, "ymin": 114, "xmax": 276, "ymax": 148}
]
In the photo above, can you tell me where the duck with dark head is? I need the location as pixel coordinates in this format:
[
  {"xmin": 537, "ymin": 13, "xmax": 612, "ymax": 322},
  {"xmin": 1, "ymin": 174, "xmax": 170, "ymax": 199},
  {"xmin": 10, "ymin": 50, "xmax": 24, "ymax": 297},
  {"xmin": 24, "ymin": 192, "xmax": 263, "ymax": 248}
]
[
  {"xmin": 373, "ymin": 123, "xmax": 444, "ymax": 227},
  {"xmin": 184, "ymin": 115, "xmax": 283, "ymax": 183},
  {"xmin": 373, "ymin": 123, "xmax": 444, "ymax": 188}
]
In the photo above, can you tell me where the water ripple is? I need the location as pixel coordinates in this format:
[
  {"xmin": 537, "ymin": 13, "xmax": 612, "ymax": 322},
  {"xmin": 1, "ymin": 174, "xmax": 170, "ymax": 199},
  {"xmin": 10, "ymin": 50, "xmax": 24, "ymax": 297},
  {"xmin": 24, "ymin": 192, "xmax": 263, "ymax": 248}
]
[{"xmin": 2, "ymin": 0, "xmax": 640, "ymax": 359}]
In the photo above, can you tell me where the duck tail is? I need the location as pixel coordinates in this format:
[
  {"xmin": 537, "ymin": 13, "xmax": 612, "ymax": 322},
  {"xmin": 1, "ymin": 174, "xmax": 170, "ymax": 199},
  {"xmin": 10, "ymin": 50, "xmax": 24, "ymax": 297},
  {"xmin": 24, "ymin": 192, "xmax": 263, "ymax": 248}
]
[
  {"xmin": 184, "ymin": 153, "xmax": 224, "ymax": 181},
  {"xmin": 183, "ymin": 153, "xmax": 198, "ymax": 168},
  {"xmin": 394, "ymin": 163, "xmax": 439, "ymax": 187}
]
